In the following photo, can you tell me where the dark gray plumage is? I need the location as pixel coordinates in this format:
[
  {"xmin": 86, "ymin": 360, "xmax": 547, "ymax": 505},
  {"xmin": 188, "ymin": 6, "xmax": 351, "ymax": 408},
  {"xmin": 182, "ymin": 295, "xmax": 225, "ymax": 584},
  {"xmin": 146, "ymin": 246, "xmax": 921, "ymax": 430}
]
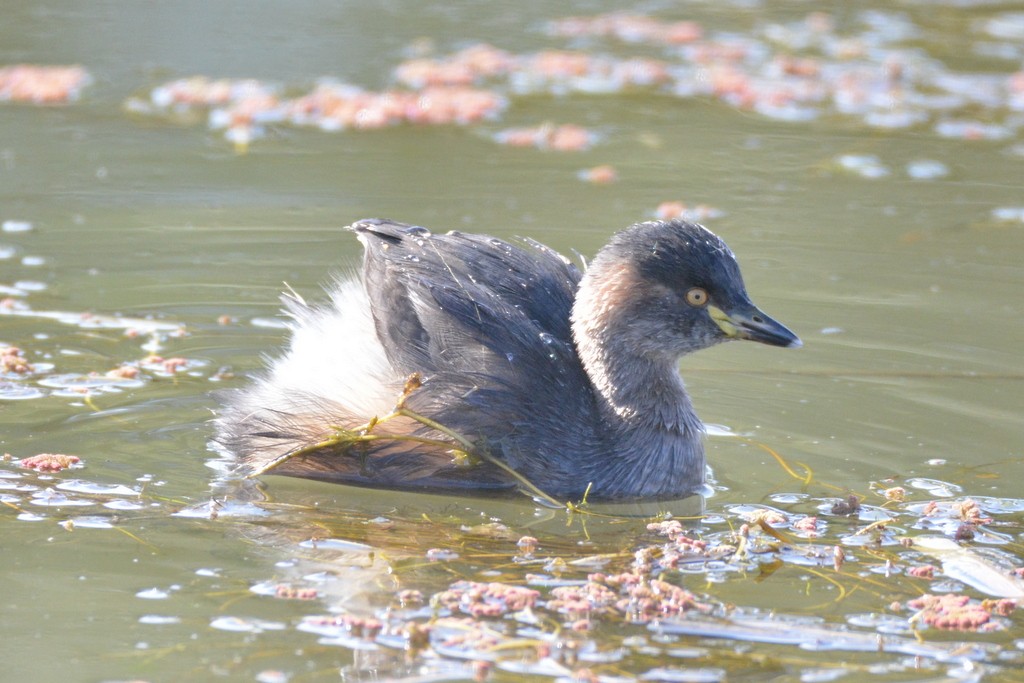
[{"xmin": 214, "ymin": 218, "xmax": 800, "ymax": 500}]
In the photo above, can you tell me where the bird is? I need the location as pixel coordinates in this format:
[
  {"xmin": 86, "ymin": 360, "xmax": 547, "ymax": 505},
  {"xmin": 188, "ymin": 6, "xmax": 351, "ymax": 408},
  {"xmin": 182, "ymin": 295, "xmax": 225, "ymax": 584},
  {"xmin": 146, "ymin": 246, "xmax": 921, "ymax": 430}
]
[{"xmin": 214, "ymin": 218, "xmax": 800, "ymax": 501}]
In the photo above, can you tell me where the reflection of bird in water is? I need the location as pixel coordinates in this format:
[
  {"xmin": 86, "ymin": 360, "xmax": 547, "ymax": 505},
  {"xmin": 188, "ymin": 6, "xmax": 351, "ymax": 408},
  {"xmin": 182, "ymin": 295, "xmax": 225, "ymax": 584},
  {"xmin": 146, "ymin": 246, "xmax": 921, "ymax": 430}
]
[{"xmin": 215, "ymin": 218, "xmax": 800, "ymax": 500}]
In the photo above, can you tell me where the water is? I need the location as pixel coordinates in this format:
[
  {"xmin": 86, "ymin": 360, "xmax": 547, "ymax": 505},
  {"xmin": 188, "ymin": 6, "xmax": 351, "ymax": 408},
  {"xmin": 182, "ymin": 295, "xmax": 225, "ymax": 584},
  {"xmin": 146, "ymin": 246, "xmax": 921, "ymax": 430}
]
[{"xmin": 2, "ymin": 2, "xmax": 1023, "ymax": 681}]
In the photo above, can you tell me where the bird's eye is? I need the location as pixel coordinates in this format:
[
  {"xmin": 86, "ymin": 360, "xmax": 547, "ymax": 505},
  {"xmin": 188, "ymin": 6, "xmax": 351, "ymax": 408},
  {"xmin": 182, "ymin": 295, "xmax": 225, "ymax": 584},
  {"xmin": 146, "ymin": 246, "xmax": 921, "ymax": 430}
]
[{"xmin": 685, "ymin": 287, "xmax": 708, "ymax": 307}]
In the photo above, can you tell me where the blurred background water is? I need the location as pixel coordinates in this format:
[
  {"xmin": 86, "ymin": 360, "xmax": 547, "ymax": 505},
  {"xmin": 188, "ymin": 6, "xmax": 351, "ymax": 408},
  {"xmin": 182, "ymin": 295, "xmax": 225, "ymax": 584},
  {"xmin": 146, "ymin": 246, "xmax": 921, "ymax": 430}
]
[{"xmin": 2, "ymin": 2, "xmax": 1023, "ymax": 681}]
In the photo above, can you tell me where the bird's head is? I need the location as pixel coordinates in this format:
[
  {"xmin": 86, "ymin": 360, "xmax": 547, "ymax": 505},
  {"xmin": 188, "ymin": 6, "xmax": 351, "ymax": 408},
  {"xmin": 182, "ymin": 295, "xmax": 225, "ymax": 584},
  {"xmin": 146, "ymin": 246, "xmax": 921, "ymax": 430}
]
[{"xmin": 578, "ymin": 219, "xmax": 801, "ymax": 359}]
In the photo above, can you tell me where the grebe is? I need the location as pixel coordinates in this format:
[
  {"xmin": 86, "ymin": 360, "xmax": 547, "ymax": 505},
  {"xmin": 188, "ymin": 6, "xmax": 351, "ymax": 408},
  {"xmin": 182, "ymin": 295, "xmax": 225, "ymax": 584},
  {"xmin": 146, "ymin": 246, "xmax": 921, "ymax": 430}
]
[{"xmin": 215, "ymin": 218, "xmax": 800, "ymax": 500}]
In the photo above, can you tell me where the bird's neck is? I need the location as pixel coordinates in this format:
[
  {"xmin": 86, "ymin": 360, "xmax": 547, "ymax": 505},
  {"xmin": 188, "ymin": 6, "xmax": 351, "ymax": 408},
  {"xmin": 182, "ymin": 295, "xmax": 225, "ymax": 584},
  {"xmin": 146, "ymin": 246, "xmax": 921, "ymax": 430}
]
[
  {"xmin": 573, "ymin": 317, "xmax": 706, "ymax": 497},
  {"xmin": 571, "ymin": 263, "xmax": 705, "ymax": 447},
  {"xmin": 569, "ymin": 264, "xmax": 704, "ymax": 499}
]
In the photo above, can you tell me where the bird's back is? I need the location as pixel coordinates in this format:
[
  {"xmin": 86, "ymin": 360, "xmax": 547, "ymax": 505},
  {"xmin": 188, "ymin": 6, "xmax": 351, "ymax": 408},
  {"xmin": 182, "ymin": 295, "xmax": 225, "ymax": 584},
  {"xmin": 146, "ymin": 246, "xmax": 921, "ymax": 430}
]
[
  {"xmin": 352, "ymin": 220, "xmax": 606, "ymax": 483},
  {"xmin": 354, "ymin": 219, "xmax": 579, "ymax": 374}
]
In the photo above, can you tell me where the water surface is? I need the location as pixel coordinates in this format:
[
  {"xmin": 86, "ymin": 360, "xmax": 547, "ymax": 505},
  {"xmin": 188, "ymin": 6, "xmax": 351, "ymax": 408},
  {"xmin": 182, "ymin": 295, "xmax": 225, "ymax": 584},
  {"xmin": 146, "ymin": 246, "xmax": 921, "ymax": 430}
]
[{"xmin": 2, "ymin": 2, "xmax": 1023, "ymax": 681}]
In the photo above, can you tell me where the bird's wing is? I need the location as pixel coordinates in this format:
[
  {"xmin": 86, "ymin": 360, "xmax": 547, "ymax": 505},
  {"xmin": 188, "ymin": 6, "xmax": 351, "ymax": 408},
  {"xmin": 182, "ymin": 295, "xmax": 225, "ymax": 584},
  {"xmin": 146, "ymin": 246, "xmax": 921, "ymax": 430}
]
[
  {"xmin": 350, "ymin": 219, "xmax": 603, "ymax": 463},
  {"xmin": 351, "ymin": 218, "xmax": 582, "ymax": 375}
]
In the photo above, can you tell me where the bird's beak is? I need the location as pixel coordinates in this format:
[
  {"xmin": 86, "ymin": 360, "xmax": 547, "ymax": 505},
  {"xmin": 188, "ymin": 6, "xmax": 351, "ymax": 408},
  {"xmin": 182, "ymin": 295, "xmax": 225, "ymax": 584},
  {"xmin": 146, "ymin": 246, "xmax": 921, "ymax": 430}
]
[{"xmin": 709, "ymin": 303, "xmax": 802, "ymax": 349}]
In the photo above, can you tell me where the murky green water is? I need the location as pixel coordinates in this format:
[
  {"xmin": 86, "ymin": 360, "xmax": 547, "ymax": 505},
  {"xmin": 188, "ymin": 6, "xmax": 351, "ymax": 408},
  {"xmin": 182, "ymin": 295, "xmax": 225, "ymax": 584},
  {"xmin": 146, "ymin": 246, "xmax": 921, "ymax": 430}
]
[{"xmin": 3, "ymin": 2, "xmax": 1023, "ymax": 681}]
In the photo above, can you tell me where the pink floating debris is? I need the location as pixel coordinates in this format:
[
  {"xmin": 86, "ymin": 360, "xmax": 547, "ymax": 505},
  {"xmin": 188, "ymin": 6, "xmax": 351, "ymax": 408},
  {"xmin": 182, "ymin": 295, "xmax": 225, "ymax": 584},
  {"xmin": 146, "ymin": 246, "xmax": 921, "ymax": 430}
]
[
  {"xmin": 0, "ymin": 65, "xmax": 92, "ymax": 104},
  {"xmin": 285, "ymin": 83, "xmax": 506, "ymax": 131},
  {"xmin": 512, "ymin": 51, "xmax": 671, "ymax": 94},
  {"xmin": 578, "ymin": 164, "xmax": 618, "ymax": 184},
  {"xmin": 407, "ymin": 86, "xmax": 507, "ymax": 125},
  {"xmin": 18, "ymin": 453, "xmax": 82, "ymax": 472},
  {"xmin": 495, "ymin": 123, "xmax": 597, "ymax": 151},
  {"xmin": 1, "ymin": 346, "xmax": 33, "ymax": 374},
  {"xmin": 654, "ymin": 201, "xmax": 724, "ymax": 222},
  {"xmin": 285, "ymin": 82, "xmax": 404, "ymax": 130},
  {"xmin": 138, "ymin": 355, "xmax": 195, "ymax": 376},
  {"xmin": 906, "ymin": 593, "xmax": 1016, "ymax": 631},
  {"xmin": 139, "ymin": 77, "xmax": 284, "ymax": 148},
  {"xmin": 546, "ymin": 12, "xmax": 702, "ymax": 46},
  {"xmin": 395, "ymin": 58, "xmax": 478, "ymax": 88},
  {"xmin": 516, "ymin": 535, "xmax": 538, "ymax": 554},
  {"xmin": 394, "ymin": 44, "xmax": 515, "ymax": 88},
  {"xmin": 104, "ymin": 365, "xmax": 140, "ymax": 380},
  {"xmin": 209, "ymin": 91, "xmax": 284, "ymax": 128},
  {"xmin": 274, "ymin": 584, "xmax": 319, "ymax": 600},
  {"xmin": 150, "ymin": 76, "xmax": 278, "ymax": 109},
  {"xmin": 792, "ymin": 516, "xmax": 819, "ymax": 534},
  {"xmin": 123, "ymin": 8, "xmax": 1024, "ymax": 150},
  {"xmin": 434, "ymin": 580, "xmax": 540, "ymax": 617},
  {"xmin": 935, "ymin": 119, "xmax": 1013, "ymax": 141},
  {"xmin": 907, "ymin": 564, "xmax": 937, "ymax": 579}
]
